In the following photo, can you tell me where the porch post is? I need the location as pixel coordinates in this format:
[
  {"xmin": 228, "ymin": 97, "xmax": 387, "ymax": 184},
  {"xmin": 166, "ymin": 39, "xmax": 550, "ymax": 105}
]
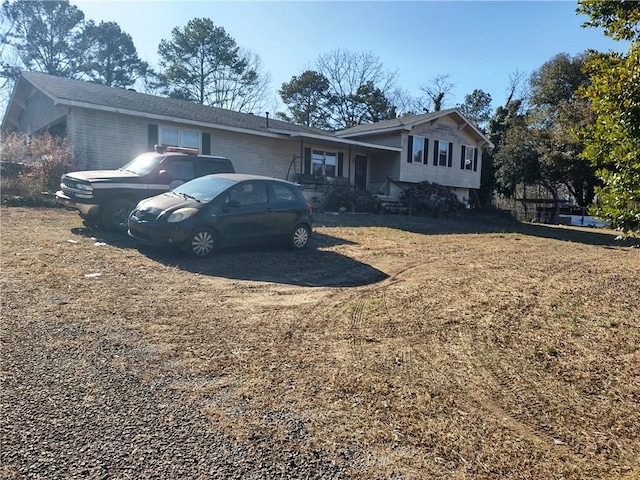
[
  {"xmin": 299, "ymin": 138, "xmax": 304, "ymax": 175},
  {"xmin": 348, "ymin": 145, "xmax": 352, "ymax": 185}
]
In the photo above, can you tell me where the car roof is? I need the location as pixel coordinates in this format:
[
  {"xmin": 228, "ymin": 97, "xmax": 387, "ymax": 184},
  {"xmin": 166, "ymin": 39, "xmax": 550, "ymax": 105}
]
[{"xmin": 208, "ymin": 173, "xmax": 295, "ymax": 184}]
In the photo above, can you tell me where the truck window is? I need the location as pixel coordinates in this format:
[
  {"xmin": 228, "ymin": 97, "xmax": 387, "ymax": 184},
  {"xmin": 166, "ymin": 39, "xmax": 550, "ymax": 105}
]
[
  {"xmin": 200, "ymin": 159, "xmax": 231, "ymax": 175},
  {"xmin": 162, "ymin": 157, "xmax": 195, "ymax": 181}
]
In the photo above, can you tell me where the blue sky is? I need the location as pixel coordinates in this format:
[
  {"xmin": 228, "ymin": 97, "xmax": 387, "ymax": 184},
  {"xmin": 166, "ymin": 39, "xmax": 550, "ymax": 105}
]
[{"xmin": 72, "ymin": 0, "xmax": 629, "ymax": 112}]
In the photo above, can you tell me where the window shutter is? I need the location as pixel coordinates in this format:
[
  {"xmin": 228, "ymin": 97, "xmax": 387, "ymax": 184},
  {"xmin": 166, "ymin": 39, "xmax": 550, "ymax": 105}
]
[
  {"xmin": 202, "ymin": 133, "xmax": 211, "ymax": 155},
  {"xmin": 407, "ymin": 135, "xmax": 413, "ymax": 163},
  {"xmin": 447, "ymin": 142, "xmax": 453, "ymax": 167},
  {"xmin": 338, "ymin": 152, "xmax": 344, "ymax": 176},
  {"xmin": 147, "ymin": 124, "xmax": 158, "ymax": 150},
  {"xmin": 460, "ymin": 145, "xmax": 466, "ymax": 169},
  {"xmin": 433, "ymin": 140, "xmax": 439, "ymax": 166},
  {"xmin": 424, "ymin": 138, "xmax": 429, "ymax": 164},
  {"xmin": 473, "ymin": 148, "xmax": 479, "ymax": 171},
  {"xmin": 304, "ymin": 148, "xmax": 311, "ymax": 174}
]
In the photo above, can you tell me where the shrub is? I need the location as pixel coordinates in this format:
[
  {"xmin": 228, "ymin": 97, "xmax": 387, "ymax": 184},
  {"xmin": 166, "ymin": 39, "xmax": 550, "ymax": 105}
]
[
  {"xmin": 1, "ymin": 133, "xmax": 73, "ymax": 205},
  {"xmin": 323, "ymin": 185, "xmax": 380, "ymax": 213},
  {"xmin": 400, "ymin": 181, "xmax": 465, "ymax": 217}
]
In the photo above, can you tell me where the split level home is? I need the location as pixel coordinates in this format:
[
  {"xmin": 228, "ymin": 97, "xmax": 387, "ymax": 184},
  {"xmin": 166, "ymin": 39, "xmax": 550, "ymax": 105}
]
[{"xmin": 2, "ymin": 71, "xmax": 494, "ymax": 207}]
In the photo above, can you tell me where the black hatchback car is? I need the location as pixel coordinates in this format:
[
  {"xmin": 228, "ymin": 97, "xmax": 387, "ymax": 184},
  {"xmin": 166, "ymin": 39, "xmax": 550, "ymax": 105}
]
[{"xmin": 128, "ymin": 174, "xmax": 313, "ymax": 257}]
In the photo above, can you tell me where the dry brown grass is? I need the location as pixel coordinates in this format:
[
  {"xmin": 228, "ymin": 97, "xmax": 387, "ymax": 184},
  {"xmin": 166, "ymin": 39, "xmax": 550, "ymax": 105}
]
[{"xmin": 2, "ymin": 206, "xmax": 639, "ymax": 479}]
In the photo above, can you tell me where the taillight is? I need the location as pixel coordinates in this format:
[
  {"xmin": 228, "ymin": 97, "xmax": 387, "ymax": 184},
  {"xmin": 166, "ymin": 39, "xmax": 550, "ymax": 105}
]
[{"xmin": 307, "ymin": 203, "xmax": 313, "ymax": 216}]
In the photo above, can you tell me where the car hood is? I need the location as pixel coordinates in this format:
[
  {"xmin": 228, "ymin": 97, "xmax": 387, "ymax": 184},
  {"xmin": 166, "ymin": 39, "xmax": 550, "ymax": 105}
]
[
  {"xmin": 136, "ymin": 192, "xmax": 195, "ymax": 212},
  {"xmin": 64, "ymin": 170, "xmax": 142, "ymax": 182}
]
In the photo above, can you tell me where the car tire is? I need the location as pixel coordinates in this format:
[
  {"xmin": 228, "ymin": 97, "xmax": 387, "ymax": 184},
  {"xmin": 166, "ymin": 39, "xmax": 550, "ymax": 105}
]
[
  {"xmin": 185, "ymin": 228, "xmax": 217, "ymax": 258},
  {"xmin": 80, "ymin": 214, "xmax": 103, "ymax": 230},
  {"xmin": 289, "ymin": 224, "xmax": 310, "ymax": 250},
  {"xmin": 102, "ymin": 199, "xmax": 134, "ymax": 232}
]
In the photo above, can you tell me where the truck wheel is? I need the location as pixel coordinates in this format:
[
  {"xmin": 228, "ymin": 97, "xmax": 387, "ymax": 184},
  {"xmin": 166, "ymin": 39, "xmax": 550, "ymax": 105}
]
[
  {"xmin": 79, "ymin": 213, "xmax": 103, "ymax": 230},
  {"xmin": 102, "ymin": 199, "xmax": 134, "ymax": 232}
]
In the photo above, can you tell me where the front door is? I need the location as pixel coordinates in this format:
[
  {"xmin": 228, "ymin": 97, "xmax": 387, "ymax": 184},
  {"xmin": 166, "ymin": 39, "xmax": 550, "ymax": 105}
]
[{"xmin": 354, "ymin": 155, "xmax": 367, "ymax": 191}]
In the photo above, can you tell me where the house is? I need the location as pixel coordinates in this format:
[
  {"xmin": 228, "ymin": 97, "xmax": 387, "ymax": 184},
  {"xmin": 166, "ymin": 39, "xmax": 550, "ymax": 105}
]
[{"xmin": 2, "ymin": 71, "xmax": 493, "ymax": 207}]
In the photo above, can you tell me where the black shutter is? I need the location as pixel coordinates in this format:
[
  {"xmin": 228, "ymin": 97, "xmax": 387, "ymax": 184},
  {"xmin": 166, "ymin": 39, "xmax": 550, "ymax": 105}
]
[
  {"xmin": 424, "ymin": 138, "xmax": 429, "ymax": 164},
  {"xmin": 338, "ymin": 152, "xmax": 344, "ymax": 176},
  {"xmin": 202, "ymin": 133, "xmax": 211, "ymax": 155},
  {"xmin": 304, "ymin": 148, "xmax": 311, "ymax": 174},
  {"xmin": 433, "ymin": 140, "xmax": 439, "ymax": 166},
  {"xmin": 147, "ymin": 124, "xmax": 158, "ymax": 151},
  {"xmin": 407, "ymin": 135, "xmax": 413, "ymax": 163},
  {"xmin": 447, "ymin": 142, "xmax": 453, "ymax": 167},
  {"xmin": 473, "ymin": 148, "xmax": 479, "ymax": 171},
  {"xmin": 460, "ymin": 145, "xmax": 466, "ymax": 169}
]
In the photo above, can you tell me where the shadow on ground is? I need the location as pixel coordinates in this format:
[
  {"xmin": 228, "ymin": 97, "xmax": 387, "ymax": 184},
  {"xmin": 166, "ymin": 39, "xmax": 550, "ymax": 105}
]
[
  {"xmin": 142, "ymin": 244, "xmax": 389, "ymax": 287},
  {"xmin": 315, "ymin": 212, "xmax": 638, "ymax": 248},
  {"xmin": 71, "ymin": 226, "xmax": 386, "ymax": 287}
]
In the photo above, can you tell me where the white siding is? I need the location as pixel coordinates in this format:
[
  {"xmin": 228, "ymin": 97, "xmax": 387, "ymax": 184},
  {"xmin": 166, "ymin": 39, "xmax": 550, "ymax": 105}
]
[
  {"xmin": 206, "ymin": 130, "xmax": 300, "ymax": 179},
  {"xmin": 68, "ymin": 109, "xmax": 148, "ymax": 170},
  {"xmin": 18, "ymin": 90, "xmax": 67, "ymax": 133},
  {"xmin": 399, "ymin": 116, "xmax": 482, "ymax": 189}
]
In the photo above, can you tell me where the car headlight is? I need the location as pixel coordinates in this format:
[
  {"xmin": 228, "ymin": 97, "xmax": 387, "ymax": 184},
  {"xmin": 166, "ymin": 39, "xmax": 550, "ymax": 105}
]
[{"xmin": 166, "ymin": 207, "xmax": 199, "ymax": 223}]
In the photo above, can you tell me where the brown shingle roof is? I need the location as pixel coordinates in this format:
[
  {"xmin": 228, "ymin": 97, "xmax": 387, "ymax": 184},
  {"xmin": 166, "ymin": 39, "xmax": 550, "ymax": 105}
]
[{"xmin": 19, "ymin": 71, "xmax": 326, "ymax": 136}]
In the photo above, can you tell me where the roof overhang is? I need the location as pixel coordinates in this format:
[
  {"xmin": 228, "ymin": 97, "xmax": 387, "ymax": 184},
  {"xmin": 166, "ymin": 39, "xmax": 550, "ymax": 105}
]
[
  {"xmin": 337, "ymin": 108, "xmax": 495, "ymax": 150},
  {"xmin": 270, "ymin": 129, "xmax": 402, "ymax": 153}
]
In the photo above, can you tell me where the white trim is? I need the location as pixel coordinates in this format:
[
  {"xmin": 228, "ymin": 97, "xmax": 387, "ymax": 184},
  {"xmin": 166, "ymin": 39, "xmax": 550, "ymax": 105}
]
[{"xmin": 280, "ymin": 131, "xmax": 402, "ymax": 153}]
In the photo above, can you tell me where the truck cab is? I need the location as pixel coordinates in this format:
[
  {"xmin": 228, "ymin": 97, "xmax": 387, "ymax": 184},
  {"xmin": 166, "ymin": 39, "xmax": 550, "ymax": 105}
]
[{"xmin": 56, "ymin": 146, "xmax": 234, "ymax": 231}]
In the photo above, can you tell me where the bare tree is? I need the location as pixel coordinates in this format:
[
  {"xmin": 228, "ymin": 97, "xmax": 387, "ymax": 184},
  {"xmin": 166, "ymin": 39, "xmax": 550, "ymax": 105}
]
[
  {"xmin": 505, "ymin": 69, "xmax": 529, "ymax": 105},
  {"xmin": 418, "ymin": 74, "xmax": 455, "ymax": 112},
  {"xmin": 209, "ymin": 49, "xmax": 271, "ymax": 113},
  {"xmin": 316, "ymin": 49, "xmax": 397, "ymax": 129},
  {"xmin": 388, "ymin": 87, "xmax": 419, "ymax": 117}
]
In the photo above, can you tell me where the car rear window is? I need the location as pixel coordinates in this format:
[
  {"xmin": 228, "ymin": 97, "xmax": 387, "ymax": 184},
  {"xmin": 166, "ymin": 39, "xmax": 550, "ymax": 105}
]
[{"xmin": 272, "ymin": 183, "xmax": 299, "ymax": 203}]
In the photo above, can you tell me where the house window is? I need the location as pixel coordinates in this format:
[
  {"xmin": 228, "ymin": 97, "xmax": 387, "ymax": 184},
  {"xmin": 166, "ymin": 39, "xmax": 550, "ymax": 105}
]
[
  {"xmin": 161, "ymin": 127, "xmax": 179, "ymax": 146},
  {"xmin": 461, "ymin": 145, "xmax": 475, "ymax": 170},
  {"xmin": 438, "ymin": 140, "xmax": 448, "ymax": 166},
  {"xmin": 413, "ymin": 136, "xmax": 426, "ymax": 163},
  {"xmin": 325, "ymin": 152, "xmax": 337, "ymax": 177},
  {"xmin": 433, "ymin": 140, "xmax": 453, "ymax": 167},
  {"xmin": 160, "ymin": 126, "xmax": 201, "ymax": 151},
  {"xmin": 312, "ymin": 149, "xmax": 338, "ymax": 177},
  {"xmin": 407, "ymin": 135, "xmax": 428, "ymax": 163}
]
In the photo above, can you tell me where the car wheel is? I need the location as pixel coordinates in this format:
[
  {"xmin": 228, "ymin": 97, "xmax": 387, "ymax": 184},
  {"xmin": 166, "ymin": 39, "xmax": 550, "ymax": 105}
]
[
  {"xmin": 290, "ymin": 224, "xmax": 310, "ymax": 250},
  {"xmin": 185, "ymin": 228, "xmax": 217, "ymax": 258},
  {"xmin": 102, "ymin": 199, "xmax": 134, "ymax": 232}
]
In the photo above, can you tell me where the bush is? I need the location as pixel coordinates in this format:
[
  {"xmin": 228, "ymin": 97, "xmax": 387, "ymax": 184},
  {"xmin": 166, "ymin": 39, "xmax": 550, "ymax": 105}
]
[
  {"xmin": 323, "ymin": 185, "xmax": 380, "ymax": 213},
  {"xmin": 1, "ymin": 133, "xmax": 73, "ymax": 206},
  {"xmin": 400, "ymin": 181, "xmax": 465, "ymax": 217}
]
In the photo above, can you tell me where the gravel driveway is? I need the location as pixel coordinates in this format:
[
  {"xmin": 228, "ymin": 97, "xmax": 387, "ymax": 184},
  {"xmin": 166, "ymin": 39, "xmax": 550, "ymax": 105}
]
[{"xmin": 1, "ymin": 282, "xmax": 351, "ymax": 479}]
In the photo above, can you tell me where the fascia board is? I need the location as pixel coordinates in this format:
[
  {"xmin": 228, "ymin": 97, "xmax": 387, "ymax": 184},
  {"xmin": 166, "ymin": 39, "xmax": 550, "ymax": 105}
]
[
  {"xmin": 286, "ymin": 131, "xmax": 402, "ymax": 152},
  {"xmin": 337, "ymin": 124, "xmax": 411, "ymax": 138}
]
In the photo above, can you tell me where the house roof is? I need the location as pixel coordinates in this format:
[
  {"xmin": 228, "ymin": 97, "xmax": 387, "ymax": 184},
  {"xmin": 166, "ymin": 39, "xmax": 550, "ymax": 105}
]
[
  {"xmin": 2, "ymin": 72, "xmax": 404, "ymax": 153},
  {"xmin": 2, "ymin": 71, "xmax": 326, "ymax": 137},
  {"xmin": 2, "ymin": 72, "xmax": 489, "ymax": 151},
  {"xmin": 336, "ymin": 108, "xmax": 494, "ymax": 149}
]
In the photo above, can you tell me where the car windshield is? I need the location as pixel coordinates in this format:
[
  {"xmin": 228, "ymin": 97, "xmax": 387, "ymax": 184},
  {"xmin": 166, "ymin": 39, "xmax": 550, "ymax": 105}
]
[
  {"xmin": 173, "ymin": 176, "xmax": 236, "ymax": 203},
  {"xmin": 119, "ymin": 153, "xmax": 164, "ymax": 175}
]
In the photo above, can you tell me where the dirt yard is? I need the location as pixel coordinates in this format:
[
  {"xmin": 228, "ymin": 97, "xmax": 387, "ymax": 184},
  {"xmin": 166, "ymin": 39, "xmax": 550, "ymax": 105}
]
[{"xmin": 2, "ymin": 206, "xmax": 639, "ymax": 479}]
